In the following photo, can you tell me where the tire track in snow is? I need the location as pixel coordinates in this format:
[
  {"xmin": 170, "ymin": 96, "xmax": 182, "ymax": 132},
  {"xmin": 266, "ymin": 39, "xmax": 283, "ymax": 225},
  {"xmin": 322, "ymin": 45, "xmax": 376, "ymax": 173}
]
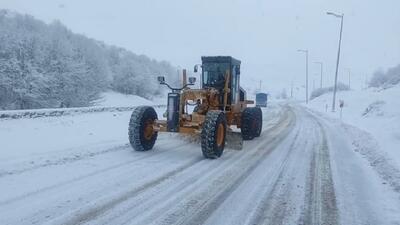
[
  {"xmin": 246, "ymin": 123, "xmax": 305, "ymax": 225},
  {"xmin": 298, "ymin": 117, "xmax": 339, "ymax": 225},
  {"xmin": 148, "ymin": 108, "xmax": 296, "ymax": 225},
  {"xmin": 94, "ymin": 148, "xmax": 243, "ymax": 225},
  {"xmin": 237, "ymin": 107, "xmax": 338, "ymax": 225},
  {"xmin": 0, "ymin": 144, "xmax": 129, "ymax": 178},
  {"xmin": 81, "ymin": 106, "xmax": 295, "ymax": 225},
  {"xmin": 0, "ymin": 104, "xmax": 291, "ymax": 225},
  {"xmin": 50, "ymin": 106, "xmax": 293, "ymax": 225},
  {"xmin": 51, "ymin": 157, "xmax": 204, "ymax": 225},
  {"xmin": 0, "ymin": 133, "xmax": 185, "ymax": 178},
  {"xmin": 0, "ymin": 139, "xmax": 194, "ymax": 207}
]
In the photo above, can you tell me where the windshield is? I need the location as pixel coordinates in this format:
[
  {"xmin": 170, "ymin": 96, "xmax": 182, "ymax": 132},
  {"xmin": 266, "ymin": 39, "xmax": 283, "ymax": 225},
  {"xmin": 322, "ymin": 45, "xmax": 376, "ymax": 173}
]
[{"xmin": 202, "ymin": 63, "xmax": 230, "ymax": 89}]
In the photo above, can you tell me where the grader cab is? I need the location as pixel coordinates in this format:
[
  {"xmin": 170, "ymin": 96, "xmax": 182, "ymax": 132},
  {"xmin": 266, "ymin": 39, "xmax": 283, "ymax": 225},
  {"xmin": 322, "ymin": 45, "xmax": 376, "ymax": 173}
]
[{"xmin": 128, "ymin": 56, "xmax": 262, "ymax": 159}]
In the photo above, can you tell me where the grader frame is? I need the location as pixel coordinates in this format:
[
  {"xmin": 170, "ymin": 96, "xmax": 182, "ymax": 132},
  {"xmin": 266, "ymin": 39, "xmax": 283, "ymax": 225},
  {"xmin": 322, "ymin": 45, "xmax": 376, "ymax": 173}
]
[{"xmin": 128, "ymin": 56, "xmax": 262, "ymax": 159}]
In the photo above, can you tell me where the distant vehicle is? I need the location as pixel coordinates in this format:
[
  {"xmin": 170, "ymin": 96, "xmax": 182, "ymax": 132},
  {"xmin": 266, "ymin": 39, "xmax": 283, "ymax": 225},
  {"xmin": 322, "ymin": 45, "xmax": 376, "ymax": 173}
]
[{"xmin": 256, "ymin": 93, "xmax": 268, "ymax": 107}]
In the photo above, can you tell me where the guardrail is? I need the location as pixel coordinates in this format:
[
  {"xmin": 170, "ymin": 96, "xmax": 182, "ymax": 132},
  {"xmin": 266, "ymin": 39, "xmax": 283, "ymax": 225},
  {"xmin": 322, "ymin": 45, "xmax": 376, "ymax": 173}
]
[{"xmin": 0, "ymin": 105, "xmax": 166, "ymax": 120}]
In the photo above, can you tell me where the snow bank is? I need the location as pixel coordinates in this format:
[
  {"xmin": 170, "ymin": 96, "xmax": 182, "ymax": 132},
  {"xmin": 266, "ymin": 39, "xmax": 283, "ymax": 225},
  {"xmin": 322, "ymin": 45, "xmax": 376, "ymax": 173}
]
[
  {"xmin": 0, "ymin": 106, "xmax": 166, "ymax": 161},
  {"xmin": 310, "ymin": 82, "xmax": 349, "ymax": 100},
  {"xmin": 306, "ymin": 85, "xmax": 400, "ymax": 167},
  {"xmin": 92, "ymin": 91, "xmax": 154, "ymax": 107},
  {"xmin": 0, "ymin": 106, "xmax": 138, "ymax": 120},
  {"xmin": 0, "ymin": 92, "xmax": 164, "ymax": 120}
]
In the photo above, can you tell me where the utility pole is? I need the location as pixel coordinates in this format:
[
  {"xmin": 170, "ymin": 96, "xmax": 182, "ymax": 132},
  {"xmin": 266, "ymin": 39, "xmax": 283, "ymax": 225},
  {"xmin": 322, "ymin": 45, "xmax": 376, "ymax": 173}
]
[
  {"xmin": 297, "ymin": 49, "xmax": 309, "ymax": 104},
  {"xmin": 313, "ymin": 77, "xmax": 316, "ymax": 91},
  {"xmin": 346, "ymin": 68, "xmax": 351, "ymax": 89},
  {"xmin": 314, "ymin": 62, "xmax": 323, "ymax": 88},
  {"xmin": 327, "ymin": 11, "xmax": 344, "ymax": 112},
  {"xmin": 290, "ymin": 81, "xmax": 293, "ymax": 98},
  {"xmin": 177, "ymin": 66, "xmax": 182, "ymax": 84},
  {"xmin": 259, "ymin": 80, "xmax": 262, "ymax": 90}
]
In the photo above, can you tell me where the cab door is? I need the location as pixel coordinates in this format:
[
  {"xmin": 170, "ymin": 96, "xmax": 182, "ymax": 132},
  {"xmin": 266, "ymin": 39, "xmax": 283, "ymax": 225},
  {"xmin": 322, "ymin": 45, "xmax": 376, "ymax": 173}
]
[{"xmin": 231, "ymin": 65, "xmax": 240, "ymax": 104}]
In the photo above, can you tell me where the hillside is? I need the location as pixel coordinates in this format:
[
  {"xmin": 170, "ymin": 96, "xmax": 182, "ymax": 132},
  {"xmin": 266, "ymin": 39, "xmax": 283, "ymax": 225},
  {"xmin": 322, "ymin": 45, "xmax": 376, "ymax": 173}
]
[
  {"xmin": 307, "ymin": 85, "xmax": 400, "ymax": 167},
  {"xmin": 0, "ymin": 10, "xmax": 177, "ymax": 110}
]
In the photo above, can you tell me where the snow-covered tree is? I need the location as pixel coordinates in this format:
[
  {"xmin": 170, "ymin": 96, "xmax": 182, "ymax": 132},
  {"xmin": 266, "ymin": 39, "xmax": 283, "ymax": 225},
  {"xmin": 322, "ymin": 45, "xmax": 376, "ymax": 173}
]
[
  {"xmin": 369, "ymin": 64, "xmax": 400, "ymax": 89},
  {"xmin": 0, "ymin": 10, "xmax": 177, "ymax": 110}
]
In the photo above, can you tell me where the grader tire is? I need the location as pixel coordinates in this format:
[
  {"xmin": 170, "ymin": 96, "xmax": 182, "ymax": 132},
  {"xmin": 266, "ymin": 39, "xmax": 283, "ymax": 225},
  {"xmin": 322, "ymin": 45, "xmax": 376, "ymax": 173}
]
[
  {"xmin": 241, "ymin": 107, "xmax": 262, "ymax": 140},
  {"xmin": 241, "ymin": 108, "xmax": 255, "ymax": 140},
  {"xmin": 128, "ymin": 106, "xmax": 158, "ymax": 151},
  {"xmin": 253, "ymin": 107, "xmax": 263, "ymax": 137},
  {"xmin": 201, "ymin": 111, "xmax": 227, "ymax": 159}
]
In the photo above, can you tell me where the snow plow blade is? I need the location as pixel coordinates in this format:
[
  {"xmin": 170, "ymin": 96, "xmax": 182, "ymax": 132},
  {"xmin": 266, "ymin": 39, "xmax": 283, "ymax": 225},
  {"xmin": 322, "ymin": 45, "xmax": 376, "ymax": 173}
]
[{"xmin": 226, "ymin": 131, "xmax": 243, "ymax": 150}]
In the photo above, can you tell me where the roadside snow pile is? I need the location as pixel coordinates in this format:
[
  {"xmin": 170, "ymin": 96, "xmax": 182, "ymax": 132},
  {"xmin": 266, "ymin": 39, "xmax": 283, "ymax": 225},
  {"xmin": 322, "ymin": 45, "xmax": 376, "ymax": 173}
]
[
  {"xmin": 362, "ymin": 100, "xmax": 386, "ymax": 117},
  {"xmin": 0, "ymin": 106, "xmax": 139, "ymax": 120},
  {"xmin": 92, "ymin": 92, "xmax": 154, "ymax": 107},
  {"xmin": 0, "ymin": 92, "xmax": 161, "ymax": 120},
  {"xmin": 344, "ymin": 124, "xmax": 400, "ymax": 193},
  {"xmin": 310, "ymin": 82, "xmax": 349, "ymax": 100},
  {"xmin": 307, "ymin": 85, "xmax": 400, "ymax": 167}
]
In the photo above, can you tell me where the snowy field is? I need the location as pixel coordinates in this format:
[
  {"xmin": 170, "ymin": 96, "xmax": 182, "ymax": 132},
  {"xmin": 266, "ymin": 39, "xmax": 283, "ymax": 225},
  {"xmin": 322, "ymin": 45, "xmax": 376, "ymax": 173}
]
[
  {"xmin": 1, "ymin": 98, "xmax": 400, "ymax": 224},
  {"xmin": 0, "ymin": 92, "xmax": 161, "ymax": 165},
  {"xmin": 306, "ymin": 85, "xmax": 400, "ymax": 170}
]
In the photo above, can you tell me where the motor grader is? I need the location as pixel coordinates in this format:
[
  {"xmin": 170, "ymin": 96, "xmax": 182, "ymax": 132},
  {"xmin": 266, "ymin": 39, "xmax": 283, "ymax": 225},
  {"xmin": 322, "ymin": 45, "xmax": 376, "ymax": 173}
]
[{"xmin": 128, "ymin": 56, "xmax": 262, "ymax": 159}]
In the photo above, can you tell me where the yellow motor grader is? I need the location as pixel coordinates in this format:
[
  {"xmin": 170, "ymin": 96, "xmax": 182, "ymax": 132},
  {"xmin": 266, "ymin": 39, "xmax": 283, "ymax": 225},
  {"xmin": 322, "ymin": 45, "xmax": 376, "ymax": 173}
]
[{"xmin": 128, "ymin": 56, "xmax": 262, "ymax": 159}]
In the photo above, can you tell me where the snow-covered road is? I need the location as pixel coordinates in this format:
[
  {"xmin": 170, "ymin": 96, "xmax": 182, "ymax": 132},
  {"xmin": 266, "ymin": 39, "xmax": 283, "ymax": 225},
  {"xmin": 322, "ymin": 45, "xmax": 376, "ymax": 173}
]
[{"xmin": 1, "ymin": 103, "xmax": 399, "ymax": 225}]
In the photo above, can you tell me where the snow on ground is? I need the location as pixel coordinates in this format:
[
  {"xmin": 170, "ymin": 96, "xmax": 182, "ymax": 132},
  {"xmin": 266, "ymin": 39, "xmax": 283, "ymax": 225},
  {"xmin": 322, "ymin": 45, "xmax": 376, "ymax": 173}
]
[
  {"xmin": 0, "ymin": 92, "xmax": 161, "ymax": 120},
  {"xmin": 305, "ymin": 85, "xmax": 400, "ymax": 206},
  {"xmin": 1, "ymin": 102, "xmax": 399, "ymax": 224},
  {"xmin": 1, "ymin": 99, "xmax": 400, "ymax": 224},
  {"xmin": 306, "ymin": 85, "xmax": 400, "ymax": 167},
  {"xmin": 1, "ymin": 89, "xmax": 400, "ymax": 224},
  {"xmin": 0, "ymin": 108, "xmax": 168, "ymax": 178},
  {"xmin": 0, "ymin": 93, "xmax": 162, "ymax": 175},
  {"xmin": 92, "ymin": 91, "xmax": 154, "ymax": 107}
]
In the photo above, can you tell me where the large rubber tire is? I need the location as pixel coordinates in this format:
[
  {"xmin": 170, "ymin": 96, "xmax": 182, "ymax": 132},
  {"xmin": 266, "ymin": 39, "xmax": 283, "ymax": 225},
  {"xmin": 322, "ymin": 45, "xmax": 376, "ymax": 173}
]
[
  {"xmin": 253, "ymin": 107, "xmax": 263, "ymax": 137},
  {"xmin": 128, "ymin": 106, "xmax": 158, "ymax": 151},
  {"xmin": 241, "ymin": 107, "xmax": 263, "ymax": 140},
  {"xmin": 241, "ymin": 108, "xmax": 255, "ymax": 140},
  {"xmin": 201, "ymin": 111, "xmax": 227, "ymax": 159}
]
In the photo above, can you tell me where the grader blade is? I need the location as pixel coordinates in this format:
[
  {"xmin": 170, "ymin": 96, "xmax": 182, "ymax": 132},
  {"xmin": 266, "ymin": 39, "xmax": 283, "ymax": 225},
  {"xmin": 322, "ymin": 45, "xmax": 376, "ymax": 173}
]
[{"xmin": 226, "ymin": 131, "xmax": 243, "ymax": 150}]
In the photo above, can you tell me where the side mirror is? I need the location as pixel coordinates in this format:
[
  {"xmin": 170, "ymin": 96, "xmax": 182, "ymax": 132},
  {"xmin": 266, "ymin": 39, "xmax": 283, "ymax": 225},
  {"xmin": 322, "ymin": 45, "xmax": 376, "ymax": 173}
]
[
  {"xmin": 194, "ymin": 65, "xmax": 199, "ymax": 73},
  {"xmin": 157, "ymin": 76, "xmax": 165, "ymax": 84},
  {"xmin": 188, "ymin": 77, "xmax": 196, "ymax": 84}
]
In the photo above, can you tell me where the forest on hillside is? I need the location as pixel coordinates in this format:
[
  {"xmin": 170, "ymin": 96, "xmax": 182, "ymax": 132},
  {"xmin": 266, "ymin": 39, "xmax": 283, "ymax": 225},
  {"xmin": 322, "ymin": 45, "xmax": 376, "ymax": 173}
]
[
  {"xmin": 369, "ymin": 64, "xmax": 400, "ymax": 89},
  {"xmin": 0, "ymin": 10, "xmax": 177, "ymax": 110}
]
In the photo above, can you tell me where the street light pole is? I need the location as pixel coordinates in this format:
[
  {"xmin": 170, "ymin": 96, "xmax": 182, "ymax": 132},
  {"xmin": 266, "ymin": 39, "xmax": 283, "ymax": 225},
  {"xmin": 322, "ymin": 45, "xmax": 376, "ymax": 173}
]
[
  {"xmin": 298, "ymin": 49, "xmax": 309, "ymax": 104},
  {"xmin": 290, "ymin": 80, "xmax": 293, "ymax": 98},
  {"xmin": 314, "ymin": 62, "xmax": 323, "ymax": 88},
  {"xmin": 313, "ymin": 78, "xmax": 315, "ymax": 91},
  {"xmin": 327, "ymin": 11, "xmax": 344, "ymax": 112},
  {"xmin": 345, "ymin": 68, "xmax": 351, "ymax": 89}
]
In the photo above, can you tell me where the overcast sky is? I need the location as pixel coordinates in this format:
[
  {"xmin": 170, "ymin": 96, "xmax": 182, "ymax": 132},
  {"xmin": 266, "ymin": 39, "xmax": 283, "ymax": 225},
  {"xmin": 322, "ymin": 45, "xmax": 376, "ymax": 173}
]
[{"xmin": 1, "ymin": 0, "xmax": 399, "ymax": 94}]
